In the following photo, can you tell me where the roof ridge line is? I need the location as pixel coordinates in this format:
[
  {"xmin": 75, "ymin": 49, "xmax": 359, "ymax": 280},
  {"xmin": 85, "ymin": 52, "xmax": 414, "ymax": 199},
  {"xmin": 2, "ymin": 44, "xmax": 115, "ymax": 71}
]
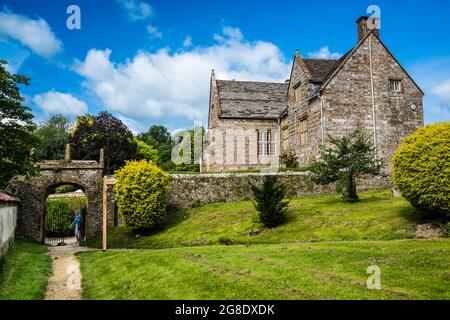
[
  {"xmin": 302, "ymin": 57, "xmax": 338, "ymax": 61},
  {"xmin": 216, "ymin": 79, "xmax": 287, "ymax": 85}
]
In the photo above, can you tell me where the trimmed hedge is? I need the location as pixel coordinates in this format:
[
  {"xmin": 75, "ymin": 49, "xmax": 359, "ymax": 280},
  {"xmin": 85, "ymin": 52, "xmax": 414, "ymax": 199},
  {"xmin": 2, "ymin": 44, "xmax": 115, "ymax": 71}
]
[
  {"xmin": 45, "ymin": 197, "xmax": 86, "ymax": 237},
  {"xmin": 392, "ymin": 122, "xmax": 450, "ymax": 217},
  {"xmin": 115, "ymin": 160, "xmax": 170, "ymax": 231}
]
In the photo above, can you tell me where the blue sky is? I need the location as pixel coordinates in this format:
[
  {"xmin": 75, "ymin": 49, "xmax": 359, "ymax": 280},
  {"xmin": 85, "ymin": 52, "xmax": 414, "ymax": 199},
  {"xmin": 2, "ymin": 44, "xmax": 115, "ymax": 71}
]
[{"xmin": 1, "ymin": 0, "xmax": 449, "ymax": 133}]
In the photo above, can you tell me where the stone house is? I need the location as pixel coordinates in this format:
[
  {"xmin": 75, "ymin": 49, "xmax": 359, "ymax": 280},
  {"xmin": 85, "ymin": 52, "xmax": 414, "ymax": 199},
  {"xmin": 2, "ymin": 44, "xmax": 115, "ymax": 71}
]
[{"xmin": 202, "ymin": 16, "xmax": 424, "ymax": 172}]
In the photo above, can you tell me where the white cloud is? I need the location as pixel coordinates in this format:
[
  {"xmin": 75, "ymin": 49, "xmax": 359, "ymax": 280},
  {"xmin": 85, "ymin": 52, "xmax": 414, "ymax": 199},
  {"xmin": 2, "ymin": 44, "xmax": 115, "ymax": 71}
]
[
  {"xmin": 116, "ymin": 0, "xmax": 152, "ymax": 21},
  {"xmin": 33, "ymin": 91, "xmax": 88, "ymax": 116},
  {"xmin": 432, "ymin": 79, "xmax": 450, "ymax": 104},
  {"xmin": 1, "ymin": 41, "xmax": 31, "ymax": 73},
  {"xmin": 0, "ymin": 9, "xmax": 62, "ymax": 58},
  {"xmin": 213, "ymin": 26, "xmax": 243, "ymax": 43},
  {"xmin": 308, "ymin": 46, "xmax": 342, "ymax": 59},
  {"xmin": 183, "ymin": 35, "xmax": 192, "ymax": 48},
  {"xmin": 116, "ymin": 115, "xmax": 146, "ymax": 134},
  {"xmin": 408, "ymin": 57, "xmax": 450, "ymax": 124},
  {"xmin": 74, "ymin": 26, "xmax": 290, "ymax": 127},
  {"xmin": 146, "ymin": 25, "xmax": 162, "ymax": 39}
]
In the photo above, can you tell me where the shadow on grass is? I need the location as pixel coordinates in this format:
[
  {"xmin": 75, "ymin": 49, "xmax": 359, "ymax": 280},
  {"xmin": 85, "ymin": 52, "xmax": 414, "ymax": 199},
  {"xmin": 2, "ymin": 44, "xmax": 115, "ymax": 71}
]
[
  {"xmin": 136, "ymin": 208, "xmax": 188, "ymax": 237},
  {"xmin": 315, "ymin": 191, "xmax": 393, "ymax": 206},
  {"xmin": 83, "ymin": 209, "xmax": 189, "ymax": 249}
]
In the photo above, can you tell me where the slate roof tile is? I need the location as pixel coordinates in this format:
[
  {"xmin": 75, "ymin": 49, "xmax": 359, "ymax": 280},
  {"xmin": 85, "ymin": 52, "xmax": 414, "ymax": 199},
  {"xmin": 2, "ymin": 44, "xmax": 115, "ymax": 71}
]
[
  {"xmin": 217, "ymin": 80, "xmax": 288, "ymax": 119},
  {"xmin": 0, "ymin": 191, "xmax": 20, "ymax": 203}
]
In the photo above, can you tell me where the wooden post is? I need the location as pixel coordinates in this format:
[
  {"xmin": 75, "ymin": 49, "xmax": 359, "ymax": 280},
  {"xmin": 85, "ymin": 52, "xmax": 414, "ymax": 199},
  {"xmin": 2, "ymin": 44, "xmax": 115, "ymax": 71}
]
[
  {"xmin": 99, "ymin": 148, "xmax": 104, "ymax": 167},
  {"xmin": 65, "ymin": 143, "xmax": 71, "ymax": 161},
  {"xmin": 102, "ymin": 178, "xmax": 107, "ymax": 252},
  {"xmin": 102, "ymin": 176, "xmax": 117, "ymax": 252}
]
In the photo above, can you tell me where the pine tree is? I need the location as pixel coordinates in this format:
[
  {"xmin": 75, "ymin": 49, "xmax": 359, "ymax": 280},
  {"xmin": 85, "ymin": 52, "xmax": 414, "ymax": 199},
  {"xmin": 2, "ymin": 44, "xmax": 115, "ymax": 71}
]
[{"xmin": 250, "ymin": 175, "xmax": 290, "ymax": 227}]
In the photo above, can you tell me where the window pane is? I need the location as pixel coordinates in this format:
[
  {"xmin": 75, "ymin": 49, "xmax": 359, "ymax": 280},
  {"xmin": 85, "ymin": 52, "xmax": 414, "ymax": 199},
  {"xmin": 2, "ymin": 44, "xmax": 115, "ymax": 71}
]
[
  {"xmin": 257, "ymin": 131, "xmax": 262, "ymax": 143},
  {"xmin": 390, "ymin": 80, "xmax": 401, "ymax": 92}
]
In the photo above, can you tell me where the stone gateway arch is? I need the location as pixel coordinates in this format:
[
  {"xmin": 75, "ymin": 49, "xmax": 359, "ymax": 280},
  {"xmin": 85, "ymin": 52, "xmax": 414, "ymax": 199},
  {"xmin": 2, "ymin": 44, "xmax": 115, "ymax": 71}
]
[{"xmin": 8, "ymin": 158, "xmax": 106, "ymax": 243}]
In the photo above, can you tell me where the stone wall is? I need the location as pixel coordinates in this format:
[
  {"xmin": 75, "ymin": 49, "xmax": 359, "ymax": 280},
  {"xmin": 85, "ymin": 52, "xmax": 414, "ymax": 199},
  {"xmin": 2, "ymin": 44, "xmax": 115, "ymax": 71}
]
[
  {"xmin": 212, "ymin": 32, "xmax": 424, "ymax": 173},
  {"xmin": 7, "ymin": 160, "xmax": 104, "ymax": 242},
  {"xmin": 168, "ymin": 172, "xmax": 392, "ymax": 209},
  {"xmin": 322, "ymin": 33, "xmax": 423, "ymax": 173},
  {"xmin": 282, "ymin": 52, "xmax": 319, "ymax": 166},
  {"xmin": 204, "ymin": 71, "xmax": 282, "ymax": 172},
  {"xmin": 202, "ymin": 118, "xmax": 280, "ymax": 172}
]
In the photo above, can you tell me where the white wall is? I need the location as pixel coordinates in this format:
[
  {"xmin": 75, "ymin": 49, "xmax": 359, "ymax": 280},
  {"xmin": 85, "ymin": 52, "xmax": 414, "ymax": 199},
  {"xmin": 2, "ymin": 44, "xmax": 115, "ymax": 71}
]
[{"xmin": 0, "ymin": 205, "xmax": 17, "ymax": 255}]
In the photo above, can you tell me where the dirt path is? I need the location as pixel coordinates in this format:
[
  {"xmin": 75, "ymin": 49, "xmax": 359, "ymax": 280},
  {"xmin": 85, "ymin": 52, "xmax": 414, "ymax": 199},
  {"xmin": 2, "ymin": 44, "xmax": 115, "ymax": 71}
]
[{"xmin": 45, "ymin": 241, "xmax": 94, "ymax": 300}]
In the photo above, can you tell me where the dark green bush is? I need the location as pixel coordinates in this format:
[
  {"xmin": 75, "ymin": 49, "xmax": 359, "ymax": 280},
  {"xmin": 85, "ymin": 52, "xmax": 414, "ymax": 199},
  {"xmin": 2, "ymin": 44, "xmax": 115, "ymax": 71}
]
[
  {"xmin": 160, "ymin": 160, "xmax": 176, "ymax": 172},
  {"xmin": 115, "ymin": 160, "xmax": 170, "ymax": 232},
  {"xmin": 53, "ymin": 185, "xmax": 75, "ymax": 194},
  {"xmin": 250, "ymin": 175, "xmax": 290, "ymax": 227},
  {"xmin": 218, "ymin": 237, "xmax": 235, "ymax": 245},
  {"xmin": 174, "ymin": 163, "xmax": 200, "ymax": 173},
  {"xmin": 392, "ymin": 122, "xmax": 450, "ymax": 217},
  {"xmin": 279, "ymin": 149, "xmax": 298, "ymax": 168},
  {"xmin": 442, "ymin": 223, "xmax": 450, "ymax": 238}
]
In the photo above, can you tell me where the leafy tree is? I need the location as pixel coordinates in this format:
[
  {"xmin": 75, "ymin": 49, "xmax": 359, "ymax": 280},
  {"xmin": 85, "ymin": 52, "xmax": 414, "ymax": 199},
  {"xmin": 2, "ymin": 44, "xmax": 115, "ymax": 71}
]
[
  {"xmin": 70, "ymin": 111, "xmax": 135, "ymax": 174},
  {"xmin": 250, "ymin": 175, "xmax": 290, "ymax": 227},
  {"xmin": 137, "ymin": 125, "xmax": 173, "ymax": 164},
  {"xmin": 130, "ymin": 138, "xmax": 159, "ymax": 164},
  {"xmin": 34, "ymin": 114, "xmax": 70, "ymax": 161},
  {"xmin": 310, "ymin": 127, "xmax": 381, "ymax": 203},
  {"xmin": 0, "ymin": 60, "xmax": 37, "ymax": 189},
  {"xmin": 393, "ymin": 122, "xmax": 450, "ymax": 217},
  {"xmin": 171, "ymin": 127, "xmax": 204, "ymax": 172},
  {"xmin": 141, "ymin": 125, "xmax": 172, "ymax": 146}
]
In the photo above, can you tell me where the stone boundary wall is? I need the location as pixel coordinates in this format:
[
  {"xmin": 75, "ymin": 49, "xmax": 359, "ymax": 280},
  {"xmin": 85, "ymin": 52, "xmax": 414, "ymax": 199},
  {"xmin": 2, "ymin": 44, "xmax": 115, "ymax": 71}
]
[{"xmin": 168, "ymin": 172, "xmax": 392, "ymax": 209}]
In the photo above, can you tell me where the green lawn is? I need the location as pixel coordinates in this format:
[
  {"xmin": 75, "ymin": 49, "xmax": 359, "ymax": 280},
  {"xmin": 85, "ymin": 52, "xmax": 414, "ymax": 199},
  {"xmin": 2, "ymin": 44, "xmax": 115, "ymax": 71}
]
[
  {"xmin": 78, "ymin": 239, "xmax": 450, "ymax": 300},
  {"xmin": 0, "ymin": 241, "xmax": 52, "ymax": 300},
  {"xmin": 79, "ymin": 190, "xmax": 450, "ymax": 300},
  {"xmin": 85, "ymin": 190, "xmax": 423, "ymax": 249},
  {"xmin": 1, "ymin": 190, "xmax": 446, "ymax": 300}
]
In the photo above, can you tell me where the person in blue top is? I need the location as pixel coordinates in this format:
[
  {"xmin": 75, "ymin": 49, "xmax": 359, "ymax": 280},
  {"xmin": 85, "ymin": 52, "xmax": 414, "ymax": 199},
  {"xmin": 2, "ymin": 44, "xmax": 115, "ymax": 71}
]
[{"xmin": 70, "ymin": 210, "xmax": 83, "ymax": 244}]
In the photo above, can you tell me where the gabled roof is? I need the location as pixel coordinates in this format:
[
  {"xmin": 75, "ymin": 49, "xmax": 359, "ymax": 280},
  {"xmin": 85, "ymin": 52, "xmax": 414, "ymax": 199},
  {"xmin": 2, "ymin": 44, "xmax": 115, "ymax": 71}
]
[
  {"xmin": 216, "ymin": 80, "xmax": 288, "ymax": 119},
  {"xmin": 305, "ymin": 51, "xmax": 351, "ymax": 99},
  {"xmin": 301, "ymin": 58, "xmax": 340, "ymax": 83},
  {"xmin": 314, "ymin": 30, "xmax": 425, "ymax": 98},
  {"xmin": 211, "ymin": 30, "xmax": 424, "ymax": 121}
]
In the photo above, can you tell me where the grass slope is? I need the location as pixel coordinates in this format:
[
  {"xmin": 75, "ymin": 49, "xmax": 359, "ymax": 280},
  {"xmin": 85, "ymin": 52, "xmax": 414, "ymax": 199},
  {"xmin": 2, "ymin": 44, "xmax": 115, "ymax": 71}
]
[
  {"xmin": 86, "ymin": 190, "xmax": 422, "ymax": 249},
  {"xmin": 0, "ymin": 241, "xmax": 52, "ymax": 300},
  {"xmin": 78, "ymin": 240, "xmax": 450, "ymax": 300}
]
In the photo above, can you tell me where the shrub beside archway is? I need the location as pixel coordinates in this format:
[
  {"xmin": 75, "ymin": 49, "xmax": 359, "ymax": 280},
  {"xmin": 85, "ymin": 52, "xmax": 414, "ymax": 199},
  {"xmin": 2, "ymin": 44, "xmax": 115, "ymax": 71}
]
[{"xmin": 114, "ymin": 160, "xmax": 170, "ymax": 232}]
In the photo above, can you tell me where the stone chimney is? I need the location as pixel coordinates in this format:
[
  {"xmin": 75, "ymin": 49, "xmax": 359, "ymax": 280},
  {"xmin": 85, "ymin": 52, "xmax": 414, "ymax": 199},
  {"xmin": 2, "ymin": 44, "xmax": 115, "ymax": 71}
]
[{"xmin": 356, "ymin": 16, "xmax": 380, "ymax": 42}]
